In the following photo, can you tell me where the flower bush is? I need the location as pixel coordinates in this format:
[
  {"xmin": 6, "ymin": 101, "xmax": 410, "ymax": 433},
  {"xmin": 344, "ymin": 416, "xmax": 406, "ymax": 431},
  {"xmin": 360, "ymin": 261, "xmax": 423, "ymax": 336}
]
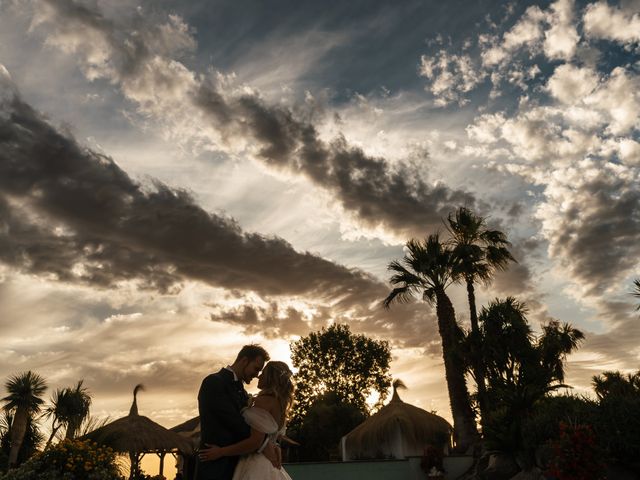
[
  {"xmin": 545, "ymin": 422, "xmax": 606, "ymax": 480},
  {"xmin": 1, "ymin": 439, "xmax": 122, "ymax": 480}
]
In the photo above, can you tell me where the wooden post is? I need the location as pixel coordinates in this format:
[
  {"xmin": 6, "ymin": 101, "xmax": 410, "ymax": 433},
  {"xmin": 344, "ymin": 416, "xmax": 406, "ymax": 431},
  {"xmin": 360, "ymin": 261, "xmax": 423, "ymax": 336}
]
[{"xmin": 158, "ymin": 451, "xmax": 166, "ymax": 477}]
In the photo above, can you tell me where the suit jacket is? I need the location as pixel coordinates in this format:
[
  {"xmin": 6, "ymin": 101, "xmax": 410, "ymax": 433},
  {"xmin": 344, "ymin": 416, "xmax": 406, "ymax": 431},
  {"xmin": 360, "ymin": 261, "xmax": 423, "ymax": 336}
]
[{"xmin": 196, "ymin": 368, "xmax": 251, "ymax": 480}]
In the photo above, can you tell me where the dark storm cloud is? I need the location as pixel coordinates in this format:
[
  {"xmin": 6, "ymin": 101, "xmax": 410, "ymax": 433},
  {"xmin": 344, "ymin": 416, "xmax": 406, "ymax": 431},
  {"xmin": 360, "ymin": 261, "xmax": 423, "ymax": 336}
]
[
  {"xmin": 218, "ymin": 93, "xmax": 477, "ymax": 237},
  {"xmin": 547, "ymin": 171, "xmax": 640, "ymax": 297},
  {"xmin": 0, "ymin": 79, "xmax": 440, "ymax": 347},
  {"xmin": 37, "ymin": 0, "xmax": 478, "ymax": 239},
  {"xmin": 0, "ymin": 90, "xmax": 371, "ymax": 296}
]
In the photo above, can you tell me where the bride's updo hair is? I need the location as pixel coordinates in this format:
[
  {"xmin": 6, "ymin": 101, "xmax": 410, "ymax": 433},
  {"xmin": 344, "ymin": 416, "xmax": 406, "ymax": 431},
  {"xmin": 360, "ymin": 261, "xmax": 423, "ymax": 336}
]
[{"xmin": 259, "ymin": 361, "xmax": 295, "ymax": 423}]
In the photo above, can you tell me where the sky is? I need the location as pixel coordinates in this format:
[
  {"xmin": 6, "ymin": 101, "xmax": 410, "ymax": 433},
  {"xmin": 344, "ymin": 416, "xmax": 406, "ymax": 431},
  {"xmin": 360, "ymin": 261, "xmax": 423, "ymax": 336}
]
[{"xmin": 1, "ymin": 0, "xmax": 639, "ymax": 448}]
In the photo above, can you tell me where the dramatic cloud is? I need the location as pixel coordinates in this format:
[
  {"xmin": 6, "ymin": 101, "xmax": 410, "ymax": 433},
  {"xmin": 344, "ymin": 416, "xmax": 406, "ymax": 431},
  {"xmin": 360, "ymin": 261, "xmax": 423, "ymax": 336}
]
[
  {"xmin": 0, "ymin": 70, "xmax": 442, "ymax": 348},
  {"xmin": 2, "ymin": 1, "xmax": 639, "ymax": 446},
  {"xmin": 425, "ymin": 0, "xmax": 640, "ymax": 311},
  {"xmin": 26, "ymin": 0, "xmax": 476, "ymax": 240},
  {"xmin": 534, "ymin": 159, "xmax": 640, "ymax": 297}
]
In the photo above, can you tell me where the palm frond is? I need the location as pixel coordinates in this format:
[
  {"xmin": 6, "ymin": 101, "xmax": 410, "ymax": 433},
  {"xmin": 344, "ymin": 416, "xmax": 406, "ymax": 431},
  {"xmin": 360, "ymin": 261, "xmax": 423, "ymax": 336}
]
[
  {"xmin": 383, "ymin": 286, "xmax": 416, "ymax": 308},
  {"xmin": 2, "ymin": 371, "xmax": 47, "ymax": 413},
  {"xmin": 632, "ymin": 278, "xmax": 640, "ymax": 311}
]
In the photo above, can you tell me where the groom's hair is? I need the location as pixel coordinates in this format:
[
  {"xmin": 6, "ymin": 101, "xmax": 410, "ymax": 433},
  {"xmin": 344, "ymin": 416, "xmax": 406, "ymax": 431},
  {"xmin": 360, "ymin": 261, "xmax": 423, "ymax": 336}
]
[{"xmin": 235, "ymin": 344, "xmax": 270, "ymax": 363}]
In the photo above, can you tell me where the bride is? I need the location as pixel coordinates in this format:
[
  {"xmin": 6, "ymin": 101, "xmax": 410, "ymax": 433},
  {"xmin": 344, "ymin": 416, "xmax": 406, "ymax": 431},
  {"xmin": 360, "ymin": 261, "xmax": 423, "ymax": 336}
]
[{"xmin": 199, "ymin": 361, "xmax": 295, "ymax": 480}]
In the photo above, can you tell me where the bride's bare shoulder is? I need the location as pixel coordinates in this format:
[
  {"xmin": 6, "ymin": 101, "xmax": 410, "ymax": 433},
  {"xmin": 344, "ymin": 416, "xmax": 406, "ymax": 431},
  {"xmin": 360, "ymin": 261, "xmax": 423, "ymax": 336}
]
[
  {"xmin": 253, "ymin": 393, "xmax": 281, "ymax": 422},
  {"xmin": 253, "ymin": 392, "xmax": 277, "ymax": 408}
]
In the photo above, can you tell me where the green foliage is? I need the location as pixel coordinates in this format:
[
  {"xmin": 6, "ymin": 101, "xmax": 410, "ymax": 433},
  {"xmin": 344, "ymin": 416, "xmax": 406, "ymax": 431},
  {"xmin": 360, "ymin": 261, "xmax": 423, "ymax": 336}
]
[
  {"xmin": 290, "ymin": 392, "xmax": 366, "ymax": 462},
  {"xmin": 290, "ymin": 323, "xmax": 391, "ymax": 424},
  {"xmin": 0, "ymin": 439, "xmax": 121, "ymax": 480}
]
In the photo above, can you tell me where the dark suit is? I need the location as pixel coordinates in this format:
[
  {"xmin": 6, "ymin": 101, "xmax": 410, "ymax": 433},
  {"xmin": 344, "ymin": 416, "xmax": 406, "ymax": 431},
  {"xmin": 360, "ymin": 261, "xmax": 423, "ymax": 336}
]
[{"xmin": 196, "ymin": 368, "xmax": 251, "ymax": 480}]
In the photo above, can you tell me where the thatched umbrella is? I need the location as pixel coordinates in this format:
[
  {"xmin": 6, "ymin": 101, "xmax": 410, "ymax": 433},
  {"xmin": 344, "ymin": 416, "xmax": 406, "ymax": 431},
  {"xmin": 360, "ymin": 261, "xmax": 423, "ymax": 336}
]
[
  {"xmin": 170, "ymin": 416, "xmax": 200, "ymax": 479},
  {"xmin": 83, "ymin": 385, "xmax": 193, "ymax": 479},
  {"xmin": 170, "ymin": 416, "xmax": 200, "ymax": 448},
  {"xmin": 341, "ymin": 380, "xmax": 453, "ymax": 460}
]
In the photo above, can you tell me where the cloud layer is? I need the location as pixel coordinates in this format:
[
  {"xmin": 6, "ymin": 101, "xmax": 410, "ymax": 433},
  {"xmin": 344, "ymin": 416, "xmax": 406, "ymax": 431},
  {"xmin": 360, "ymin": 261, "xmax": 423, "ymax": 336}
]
[
  {"xmin": 26, "ymin": 0, "xmax": 478, "ymax": 240},
  {"xmin": 0, "ymin": 67, "xmax": 442, "ymax": 348}
]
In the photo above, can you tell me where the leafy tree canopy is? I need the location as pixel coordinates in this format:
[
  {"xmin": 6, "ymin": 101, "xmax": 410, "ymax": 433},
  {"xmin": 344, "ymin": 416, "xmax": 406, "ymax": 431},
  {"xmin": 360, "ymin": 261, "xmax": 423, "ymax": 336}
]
[{"xmin": 289, "ymin": 323, "xmax": 391, "ymax": 425}]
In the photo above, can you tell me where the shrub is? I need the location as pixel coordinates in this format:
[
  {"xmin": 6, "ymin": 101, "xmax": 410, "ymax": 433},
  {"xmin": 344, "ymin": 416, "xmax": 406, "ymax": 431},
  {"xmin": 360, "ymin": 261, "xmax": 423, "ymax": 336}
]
[
  {"xmin": 1, "ymin": 438, "xmax": 121, "ymax": 480},
  {"xmin": 595, "ymin": 394, "xmax": 640, "ymax": 470},
  {"xmin": 545, "ymin": 422, "xmax": 605, "ymax": 480}
]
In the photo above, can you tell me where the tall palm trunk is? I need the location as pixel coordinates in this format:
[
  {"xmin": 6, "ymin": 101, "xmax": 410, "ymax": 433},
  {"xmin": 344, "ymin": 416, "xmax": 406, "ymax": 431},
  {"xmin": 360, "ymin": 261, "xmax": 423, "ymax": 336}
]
[
  {"xmin": 65, "ymin": 419, "xmax": 80, "ymax": 440},
  {"xmin": 8, "ymin": 407, "xmax": 28, "ymax": 468},
  {"xmin": 466, "ymin": 279, "xmax": 488, "ymax": 422},
  {"xmin": 435, "ymin": 288, "xmax": 479, "ymax": 452}
]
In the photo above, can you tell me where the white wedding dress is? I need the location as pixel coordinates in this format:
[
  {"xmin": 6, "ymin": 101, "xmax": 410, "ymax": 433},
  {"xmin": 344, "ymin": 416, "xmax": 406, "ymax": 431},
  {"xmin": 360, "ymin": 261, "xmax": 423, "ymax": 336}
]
[{"xmin": 232, "ymin": 407, "xmax": 293, "ymax": 480}]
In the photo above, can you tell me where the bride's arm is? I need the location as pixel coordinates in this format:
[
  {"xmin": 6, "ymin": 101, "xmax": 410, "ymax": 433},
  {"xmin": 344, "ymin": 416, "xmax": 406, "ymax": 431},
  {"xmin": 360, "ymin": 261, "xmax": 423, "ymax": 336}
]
[{"xmin": 199, "ymin": 396, "xmax": 277, "ymax": 461}]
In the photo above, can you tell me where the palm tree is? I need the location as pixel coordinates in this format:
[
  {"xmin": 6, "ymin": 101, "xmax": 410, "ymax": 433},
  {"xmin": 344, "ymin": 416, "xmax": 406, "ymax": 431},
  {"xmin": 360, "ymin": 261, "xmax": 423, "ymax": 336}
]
[
  {"xmin": 478, "ymin": 298, "xmax": 584, "ymax": 467},
  {"xmin": 62, "ymin": 381, "xmax": 91, "ymax": 440},
  {"xmin": 446, "ymin": 207, "xmax": 515, "ymax": 419},
  {"xmin": 43, "ymin": 380, "xmax": 91, "ymax": 446},
  {"xmin": 632, "ymin": 278, "xmax": 640, "ymax": 311},
  {"xmin": 384, "ymin": 234, "xmax": 479, "ymax": 452},
  {"xmin": 43, "ymin": 388, "xmax": 66, "ymax": 447},
  {"xmin": 2, "ymin": 371, "xmax": 47, "ymax": 469},
  {"xmin": 592, "ymin": 370, "xmax": 640, "ymax": 400},
  {"xmin": 0, "ymin": 410, "xmax": 45, "ymax": 468},
  {"xmin": 536, "ymin": 320, "xmax": 585, "ymax": 386}
]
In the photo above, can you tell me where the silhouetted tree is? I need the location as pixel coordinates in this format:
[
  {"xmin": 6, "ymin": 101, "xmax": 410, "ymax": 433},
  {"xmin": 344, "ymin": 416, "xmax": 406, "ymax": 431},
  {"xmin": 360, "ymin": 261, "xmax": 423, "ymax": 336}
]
[
  {"xmin": 633, "ymin": 278, "xmax": 640, "ymax": 311},
  {"xmin": 591, "ymin": 369, "xmax": 640, "ymax": 470},
  {"xmin": 446, "ymin": 207, "xmax": 515, "ymax": 420},
  {"xmin": 592, "ymin": 370, "xmax": 640, "ymax": 400},
  {"xmin": 384, "ymin": 234, "xmax": 479, "ymax": 452},
  {"xmin": 293, "ymin": 391, "xmax": 366, "ymax": 462},
  {"xmin": 1, "ymin": 371, "xmax": 47, "ymax": 469},
  {"xmin": 289, "ymin": 324, "xmax": 391, "ymax": 461},
  {"xmin": 478, "ymin": 298, "xmax": 584, "ymax": 468},
  {"xmin": 0, "ymin": 411, "xmax": 44, "ymax": 470},
  {"xmin": 43, "ymin": 380, "xmax": 91, "ymax": 446},
  {"xmin": 290, "ymin": 324, "xmax": 391, "ymax": 425}
]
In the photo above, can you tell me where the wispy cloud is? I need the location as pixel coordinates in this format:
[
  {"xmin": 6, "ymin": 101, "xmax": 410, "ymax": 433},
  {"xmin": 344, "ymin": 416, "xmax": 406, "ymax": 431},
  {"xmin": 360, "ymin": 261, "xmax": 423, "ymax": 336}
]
[{"xmin": 24, "ymin": 0, "xmax": 478, "ymax": 241}]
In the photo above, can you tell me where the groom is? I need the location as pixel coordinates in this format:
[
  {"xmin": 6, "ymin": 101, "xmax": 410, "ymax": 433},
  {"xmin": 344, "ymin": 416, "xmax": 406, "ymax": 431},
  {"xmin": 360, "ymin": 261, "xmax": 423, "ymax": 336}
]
[{"xmin": 196, "ymin": 344, "xmax": 277, "ymax": 480}]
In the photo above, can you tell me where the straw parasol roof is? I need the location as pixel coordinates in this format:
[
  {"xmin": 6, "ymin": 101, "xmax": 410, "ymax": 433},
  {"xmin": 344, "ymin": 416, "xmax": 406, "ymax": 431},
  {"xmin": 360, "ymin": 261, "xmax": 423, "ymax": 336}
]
[
  {"xmin": 342, "ymin": 380, "xmax": 452, "ymax": 460},
  {"xmin": 170, "ymin": 415, "xmax": 200, "ymax": 450},
  {"xmin": 83, "ymin": 385, "xmax": 193, "ymax": 455}
]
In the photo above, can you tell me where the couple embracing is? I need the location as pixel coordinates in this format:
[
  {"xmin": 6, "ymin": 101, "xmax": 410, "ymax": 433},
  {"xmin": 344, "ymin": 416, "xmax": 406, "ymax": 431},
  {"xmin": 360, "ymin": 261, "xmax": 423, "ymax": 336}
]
[{"xmin": 196, "ymin": 345, "xmax": 294, "ymax": 480}]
